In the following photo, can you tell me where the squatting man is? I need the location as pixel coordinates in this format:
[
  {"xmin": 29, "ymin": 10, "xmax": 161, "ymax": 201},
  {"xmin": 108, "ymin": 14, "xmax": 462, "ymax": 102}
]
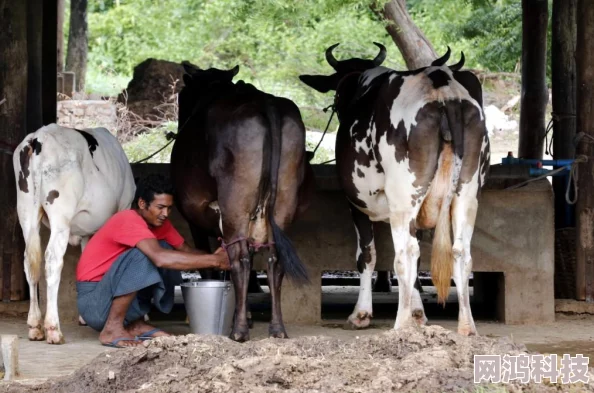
[{"xmin": 76, "ymin": 174, "xmax": 231, "ymax": 348}]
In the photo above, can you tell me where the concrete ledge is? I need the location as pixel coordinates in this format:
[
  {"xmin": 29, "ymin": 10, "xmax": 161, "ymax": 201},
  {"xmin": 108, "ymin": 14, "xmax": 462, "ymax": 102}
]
[
  {"xmin": 0, "ymin": 301, "xmax": 28, "ymax": 319},
  {"xmin": 34, "ymin": 164, "xmax": 555, "ymax": 328},
  {"xmin": 555, "ymin": 299, "xmax": 594, "ymax": 314}
]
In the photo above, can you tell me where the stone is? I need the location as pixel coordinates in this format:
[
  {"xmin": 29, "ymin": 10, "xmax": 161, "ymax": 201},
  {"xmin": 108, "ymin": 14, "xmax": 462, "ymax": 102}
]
[{"xmin": 1, "ymin": 335, "xmax": 19, "ymax": 380}]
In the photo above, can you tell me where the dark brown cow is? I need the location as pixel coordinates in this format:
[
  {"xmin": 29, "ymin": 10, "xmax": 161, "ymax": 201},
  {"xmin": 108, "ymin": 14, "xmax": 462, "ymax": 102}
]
[
  {"xmin": 299, "ymin": 45, "xmax": 490, "ymax": 336},
  {"xmin": 170, "ymin": 63, "xmax": 314, "ymax": 342}
]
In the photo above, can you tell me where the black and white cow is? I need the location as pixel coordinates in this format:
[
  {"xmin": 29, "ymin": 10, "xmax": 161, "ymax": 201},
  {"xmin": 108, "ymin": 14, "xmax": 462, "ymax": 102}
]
[
  {"xmin": 13, "ymin": 124, "xmax": 135, "ymax": 344},
  {"xmin": 299, "ymin": 44, "xmax": 490, "ymax": 335}
]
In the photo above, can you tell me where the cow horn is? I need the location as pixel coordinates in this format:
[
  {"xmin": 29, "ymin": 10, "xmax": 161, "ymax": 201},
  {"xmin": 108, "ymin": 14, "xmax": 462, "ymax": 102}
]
[
  {"xmin": 372, "ymin": 42, "xmax": 387, "ymax": 66},
  {"xmin": 449, "ymin": 52, "xmax": 465, "ymax": 71},
  {"xmin": 431, "ymin": 46, "xmax": 451, "ymax": 67},
  {"xmin": 325, "ymin": 43, "xmax": 340, "ymax": 69}
]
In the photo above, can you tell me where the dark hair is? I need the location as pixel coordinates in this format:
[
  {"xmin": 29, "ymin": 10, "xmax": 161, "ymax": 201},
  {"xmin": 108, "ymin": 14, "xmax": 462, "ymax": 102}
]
[{"xmin": 133, "ymin": 174, "xmax": 174, "ymax": 208}]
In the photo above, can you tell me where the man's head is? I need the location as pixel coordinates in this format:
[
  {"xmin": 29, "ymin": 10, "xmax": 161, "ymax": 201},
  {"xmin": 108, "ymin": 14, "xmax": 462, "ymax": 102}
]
[{"xmin": 133, "ymin": 174, "xmax": 175, "ymax": 227}]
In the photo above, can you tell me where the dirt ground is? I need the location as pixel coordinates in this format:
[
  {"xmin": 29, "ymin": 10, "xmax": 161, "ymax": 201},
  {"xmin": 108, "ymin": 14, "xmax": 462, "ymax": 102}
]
[{"xmin": 1, "ymin": 318, "xmax": 593, "ymax": 393}]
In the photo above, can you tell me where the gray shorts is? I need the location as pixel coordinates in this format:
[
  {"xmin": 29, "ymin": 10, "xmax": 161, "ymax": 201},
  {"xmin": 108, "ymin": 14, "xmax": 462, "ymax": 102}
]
[{"xmin": 76, "ymin": 240, "xmax": 182, "ymax": 332}]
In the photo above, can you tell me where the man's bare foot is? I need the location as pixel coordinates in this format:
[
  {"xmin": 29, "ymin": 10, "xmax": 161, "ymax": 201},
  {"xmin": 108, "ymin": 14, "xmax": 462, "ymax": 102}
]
[
  {"xmin": 126, "ymin": 319, "xmax": 170, "ymax": 338},
  {"xmin": 99, "ymin": 325, "xmax": 143, "ymax": 348}
]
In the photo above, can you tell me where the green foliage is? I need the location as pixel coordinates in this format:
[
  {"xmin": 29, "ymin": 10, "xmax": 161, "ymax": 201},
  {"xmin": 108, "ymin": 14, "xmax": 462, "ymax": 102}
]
[
  {"xmin": 122, "ymin": 121, "xmax": 177, "ymax": 163},
  {"xmin": 78, "ymin": 0, "xmax": 538, "ymax": 133}
]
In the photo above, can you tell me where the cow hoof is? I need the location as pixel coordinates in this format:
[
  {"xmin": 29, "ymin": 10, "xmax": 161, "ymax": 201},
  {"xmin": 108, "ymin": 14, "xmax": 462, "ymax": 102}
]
[
  {"xmin": 230, "ymin": 329, "xmax": 250, "ymax": 343},
  {"xmin": 269, "ymin": 324, "xmax": 288, "ymax": 339},
  {"xmin": 458, "ymin": 325, "xmax": 477, "ymax": 337},
  {"xmin": 344, "ymin": 312, "xmax": 372, "ymax": 330},
  {"xmin": 28, "ymin": 326, "xmax": 45, "ymax": 341},
  {"xmin": 412, "ymin": 309, "xmax": 428, "ymax": 326},
  {"xmin": 247, "ymin": 317, "xmax": 254, "ymax": 329},
  {"xmin": 45, "ymin": 327, "xmax": 65, "ymax": 344}
]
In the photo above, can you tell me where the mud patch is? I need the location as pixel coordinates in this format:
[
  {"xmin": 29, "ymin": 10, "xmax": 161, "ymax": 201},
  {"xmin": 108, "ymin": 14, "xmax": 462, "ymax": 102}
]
[{"xmin": 2, "ymin": 326, "xmax": 592, "ymax": 393}]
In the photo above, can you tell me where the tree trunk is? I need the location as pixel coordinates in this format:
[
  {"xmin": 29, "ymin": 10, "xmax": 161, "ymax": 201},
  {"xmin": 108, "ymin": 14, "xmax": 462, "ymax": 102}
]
[
  {"xmin": 551, "ymin": 0, "xmax": 577, "ymax": 230},
  {"xmin": 28, "ymin": 0, "xmax": 43, "ymax": 134},
  {"xmin": 518, "ymin": 0, "xmax": 549, "ymax": 159},
  {"xmin": 43, "ymin": 0, "xmax": 58, "ymax": 125},
  {"xmin": 65, "ymin": 0, "xmax": 88, "ymax": 93},
  {"xmin": 575, "ymin": 0, "xmax": 594, "ymax": 302},
  {"xmin": 0, "ymin": 0, "xmax": 28, "ymax": 301},
  {"xmin": 57, "ymin": 0, "xmax": 65, "ymax": 72},
  {"xmin": 377, "ymin": 0, "xmax": 437, "ymax": 69}
]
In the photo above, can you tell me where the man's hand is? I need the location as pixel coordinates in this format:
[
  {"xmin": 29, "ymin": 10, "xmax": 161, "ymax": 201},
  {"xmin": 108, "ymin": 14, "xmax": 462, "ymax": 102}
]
[{"xmin": 214, "ymin": 247, "xmax": 231, "ymax": 270}]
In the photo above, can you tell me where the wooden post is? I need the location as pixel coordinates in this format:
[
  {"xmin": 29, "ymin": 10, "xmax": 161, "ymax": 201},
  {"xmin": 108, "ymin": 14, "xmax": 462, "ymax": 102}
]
[
  {"xmin": 42, "ymin": 0, "xmax": 58, "ymax": 125},
  {"xmin": 518, "ymin": 0, "xmax": 549, "ymax": 159},
  {"xmin": 28, "ymin": 0, "xmax": 44, "ymax": 134},
  {"xmin": 576, "ymin": 0, "xmax": 594, "ymax": 302},
  {"xmin": 57, "ymin": 0, "xmax": 65, "ymax": 72},
  {"xmin": 552, "ymin": 0, "xmax": 578, "ymax": 230},
  {"xmin": 0, "ymin": 0, "xmax": 28, "ymax": 302}
]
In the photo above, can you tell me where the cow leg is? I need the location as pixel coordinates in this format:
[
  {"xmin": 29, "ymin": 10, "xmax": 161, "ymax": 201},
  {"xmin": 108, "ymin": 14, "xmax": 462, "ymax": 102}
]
[
  {"xmin": 390, "ymin": 212, "xmax": 427, "ymax": 330},
  {"xmin": 266, "ymin": 244, "xmax": 288, "ymax": 338},
  {"xmin": 451, "ymin": 189, "xmax": 479, "ymax": 336},
  {"xmin": 19, "ymin": 214, "xmax": 44, "ymax": 341},
  {"xmin": 43, "ymin": 216, "xmax": 71, "ymax": 344},
  {"xmin": 228, "ymin": 240, "xmax": 251, "ymax": 342},
  {"xmin": 345, "ymin": 206, "xmax": 376, "ymax": 329},
  {"xmin": 246, "ymin": 252, "xmax": 256, "ymax": 329},
  {"xmin": 78, "ymin": 236, "xmax": 89, "ymax": 327}
]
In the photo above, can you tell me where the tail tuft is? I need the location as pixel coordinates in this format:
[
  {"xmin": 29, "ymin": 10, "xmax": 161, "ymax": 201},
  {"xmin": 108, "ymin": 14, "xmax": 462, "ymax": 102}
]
[
  {"xmin": 430, "ymin": 207, "xmax": 453, "ymax": 306},
  {"xmin": 272, "ymin": 221, "xmax": 309, "ymax": 285}
]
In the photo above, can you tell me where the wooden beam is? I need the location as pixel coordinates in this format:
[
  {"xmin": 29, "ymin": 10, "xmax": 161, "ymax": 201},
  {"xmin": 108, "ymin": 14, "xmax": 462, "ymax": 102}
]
[
  {"xmin": 28, "ymin": 0, "xmax": 44, "ymax": 134},
  {"xmin": 518, "ymin": 0, "xmax": 549, "ymax": 159},
  {"xmin": 57, "ymin": 0, "xmax": 65, "ymax": 72},
  {"xmin": 0, "ymin": 0, "xmax": 28, "ymax": 302},
  {"xmin": 576, "ymin": 0, "xmax": 594, "ymax": 302},
  {"xmin": 42, "ymin": 0, "xmax": 58, "ymax": 125},
  {"xmin": 551, "ymin": 0, "xmax": 577, "ymax": 229}
]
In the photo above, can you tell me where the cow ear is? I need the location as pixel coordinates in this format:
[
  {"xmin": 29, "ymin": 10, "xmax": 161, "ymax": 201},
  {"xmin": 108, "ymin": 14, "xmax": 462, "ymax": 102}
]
[{"xmin": 299, "ymin": 74, "xmax": 337, "ymax": 93}]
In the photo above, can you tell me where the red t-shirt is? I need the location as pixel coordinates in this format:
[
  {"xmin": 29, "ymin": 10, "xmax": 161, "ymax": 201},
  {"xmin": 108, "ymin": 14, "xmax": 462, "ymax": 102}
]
[{"xmin": 76, "ymin": 209, "xmax": 185, "ymax": 282}]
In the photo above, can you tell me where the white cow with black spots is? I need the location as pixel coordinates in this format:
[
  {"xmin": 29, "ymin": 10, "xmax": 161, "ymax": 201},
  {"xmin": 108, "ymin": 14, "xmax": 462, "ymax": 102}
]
[
  {"xmin": 13, "ymin": 123, "xmax": 135, "ymax": 344},
  {"xmin": 300, "ymin": 44, "xmax": 490, "ymax": 335}
]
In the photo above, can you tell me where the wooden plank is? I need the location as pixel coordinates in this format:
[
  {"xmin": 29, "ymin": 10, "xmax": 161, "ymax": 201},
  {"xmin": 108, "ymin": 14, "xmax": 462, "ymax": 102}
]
[
  {"xmin": 518, "ymin": 0, "xmax": 549, "ymax": 159},
  {"xmin": 0, "ymin": 0, "xmax": 28, "ymax": 302},
  {"xmin": 576, "ymin": 0, "xmax": 594, "ymax": 302},
  {"xmin": 57, "ymin": 0, "xmax": 65, "ymax": 72},
  {"xmin": 27, "ymin": 0, "xmax": 44, "ymax": 134},
  {"xmin": 42, "ymin": 0, "xmax": 58, "ymax": 125},
  {"xmin": 551, "ymin": 0, "xmax": 577, "ymax": 229}
]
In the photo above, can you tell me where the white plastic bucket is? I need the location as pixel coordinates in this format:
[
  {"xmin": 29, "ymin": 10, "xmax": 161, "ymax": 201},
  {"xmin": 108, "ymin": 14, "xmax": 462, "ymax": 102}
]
[{"xmin": 181, "ymin": 279, "xmax": 235, "ymax": 336}]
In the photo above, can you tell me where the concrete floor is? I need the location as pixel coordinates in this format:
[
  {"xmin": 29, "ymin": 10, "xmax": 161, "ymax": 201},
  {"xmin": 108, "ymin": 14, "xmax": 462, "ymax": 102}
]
[{"xmin": 2, "ymin": 312, "xmax": 594, "ymax": 384}]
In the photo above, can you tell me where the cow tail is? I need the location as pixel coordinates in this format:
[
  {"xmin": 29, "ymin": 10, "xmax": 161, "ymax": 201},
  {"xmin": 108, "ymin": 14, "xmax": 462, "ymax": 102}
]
[
  {"xmin": 431, "ymin": 100, "xmax": 464, "ymax": 306},
  {"xmin": 13, "ymin": 137, "xmax": 44, "ymax": 284},
  {"xmin": 264, "ymin": 101, "xmax": 309, "ymax": 285}
]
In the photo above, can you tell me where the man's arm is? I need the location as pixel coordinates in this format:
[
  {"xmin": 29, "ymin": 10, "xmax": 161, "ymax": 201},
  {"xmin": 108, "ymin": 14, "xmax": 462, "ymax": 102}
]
[
  {"xmin": 136, "ymin": 238, "xmax": 230, "ymax": 271},
  {"xmin": 174, "ymin": 242, "xmax": 208, "ymax": 255}
]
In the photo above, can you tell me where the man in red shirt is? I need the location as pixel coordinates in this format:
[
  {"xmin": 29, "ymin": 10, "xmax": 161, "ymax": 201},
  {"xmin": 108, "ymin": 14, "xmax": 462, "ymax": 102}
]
[{"xmin": 76, "ymin": 174, "xmax": 230, "ymax": 348}]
